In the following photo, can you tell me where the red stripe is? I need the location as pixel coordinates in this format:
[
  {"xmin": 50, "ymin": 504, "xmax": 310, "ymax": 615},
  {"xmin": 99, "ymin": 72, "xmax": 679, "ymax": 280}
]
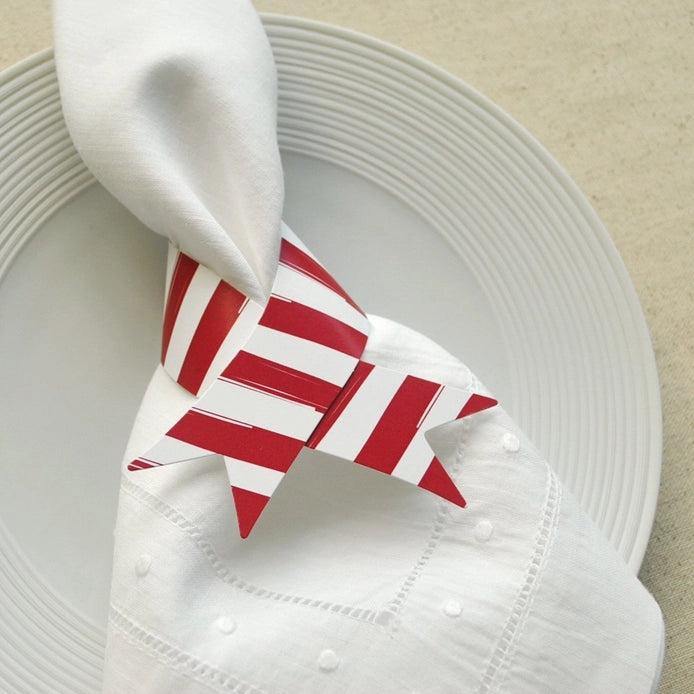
[
  {"xmin": 127, "ymin": 459, "xmax": 161, "ymax": 471},
  {"xmin": 177, "ymin": 281, "xmax": 248, "ymax": 395},
  {"xmin": 259, "ymin": 297, "xmax": 367, "ymax": 358},
  {"xmin": 168, "ymin": 409, "xmax": 303, "ymax": 472},
  {"xmin": 306, "ymin": 360, "xmax": 375, "ymax": 448},
  {"xmin": 418, "ymin": 457, "xmax": 466, "ymax": 507},
  {"xmin": 354, "ymin": 376, "xmax": 441, "ymax": 474},
  {"xmin": 457, "ymin": 393, "xmax": 498, "ymax": 418},
  {"xmin": 161, "ymin": 253, "xmax": 199, "ymax": 363},
  {"xmin": 279, "ymin": 239, "xmax": 364, "ymax": 314},
  {"xmin": 221, "ymin": 351, "xmax": 340, "ymax": 411}
]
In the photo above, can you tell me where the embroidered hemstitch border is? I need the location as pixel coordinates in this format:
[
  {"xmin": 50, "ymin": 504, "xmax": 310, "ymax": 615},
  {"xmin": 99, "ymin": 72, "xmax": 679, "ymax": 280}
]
[
  {"xmin": 476, "ymin": 463, "xmax": 562, "ymax": 693},
  {"xmin": 121, "ymin": 469, "xmax": 456, "ymax": 627}
]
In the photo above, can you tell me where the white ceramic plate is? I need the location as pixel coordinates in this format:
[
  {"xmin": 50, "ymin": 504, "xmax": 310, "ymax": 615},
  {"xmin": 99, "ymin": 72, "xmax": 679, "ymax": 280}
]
[{"xmin": 0, "ymin": 16, "xmax": 660, "ymax": 692}]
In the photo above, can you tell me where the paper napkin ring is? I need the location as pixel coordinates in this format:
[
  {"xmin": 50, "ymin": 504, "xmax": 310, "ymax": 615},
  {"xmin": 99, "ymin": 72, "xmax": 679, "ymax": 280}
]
[{"xmin": 129, "ymin": 227, "xmax": 496, "ymax": 537}]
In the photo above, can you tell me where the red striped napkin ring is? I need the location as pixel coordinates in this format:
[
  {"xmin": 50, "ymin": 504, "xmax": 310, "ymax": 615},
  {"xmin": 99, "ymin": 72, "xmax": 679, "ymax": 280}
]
[{"xmin": 129, "ymin": 227, "xmax": 497, "ymax": 537}]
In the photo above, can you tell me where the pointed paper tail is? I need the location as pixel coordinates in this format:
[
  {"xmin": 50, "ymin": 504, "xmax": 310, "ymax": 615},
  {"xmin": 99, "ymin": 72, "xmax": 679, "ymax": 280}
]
[
  {"xmin": 417, "ymin": 457, "xmax": 467, "ymax": 507},
  {"xmin": 309, "ymin": 361, "xmax": 497, "ymax": 507},
  {"xmin": 231, "ymin": 487, "xmax": 273, "ymax": 538},
  {"xmin": 458, "ymin": 393, "xmax": 498, "ymax": 418},
  {"xmin": 223, "ymin": 456, "xmax": 288, "ymax": 538},
  {"xmin": 414, "ymin": 393, "xmax": 498, "ymax": 507}
]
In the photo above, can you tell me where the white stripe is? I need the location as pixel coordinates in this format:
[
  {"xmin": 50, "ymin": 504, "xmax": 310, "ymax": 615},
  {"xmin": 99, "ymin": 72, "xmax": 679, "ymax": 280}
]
[
  {"xmin": 313, "ymin": 366, "xmax": 406, "ymax": 460},
  {"xmin": 164, "ymin": 244, "xmax": 178, "ymax": 304},
  {"xmin": 224, "ymin": 457, "xmax": 284, "ymax": 497},
  {"xmin": 391, "ymin": 387, "xmax": 470, "ymax": 484},
  {"xmin": 272, "ymin": 265, "xmax": 370, "ymax": 335},
  {"xmin": 163, "ymin": 264, "xmax": 220, "ymax": 380},
  {"xmin": 417, "ymin": 385, "xmax": 472, "ymax": 431},
  {"xmin": 245, "ymin": 325, "xmax": 358, "ymax": 385},
  {"xmin": 195, "ymin": 380, "xmax": 323, "ymax": 439},
  {"xmin": 143, "ymin": 436, "xmax": 214, "ymax": 466},
  {"xmin": 196, "ymin": 298, "xmax": 264, "ymax": 393}
]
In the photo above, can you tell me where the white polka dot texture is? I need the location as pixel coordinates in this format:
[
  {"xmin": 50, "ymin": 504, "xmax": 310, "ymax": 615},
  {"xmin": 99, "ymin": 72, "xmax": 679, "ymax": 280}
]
[
  {"xmin": 317, "ymin": 649, "xmax": 340, "ymax": 672},
  {"xmin": 215, "ymin": 616, "xmax": 236, "ymax": 635},
  {"xmin": 474, "ymin": 520, "xmax": 494, "ymax": 543},
  {"xmin": 502, "ymin": 432, "xmax": 520, "ymax": 452},
  {"xmin": 135, "ymin": 554, "xmax": 152, "ymax": 576},
  {"xmin": 443, "ymin": 599, "xmax": 463, "ymax": 618}
]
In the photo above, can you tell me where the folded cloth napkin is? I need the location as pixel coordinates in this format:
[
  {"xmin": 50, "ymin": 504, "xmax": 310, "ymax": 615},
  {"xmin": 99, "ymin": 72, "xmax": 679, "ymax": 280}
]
[{"xmin": 53, "ymin": 1, "xmax": 665, "ymax": 692}]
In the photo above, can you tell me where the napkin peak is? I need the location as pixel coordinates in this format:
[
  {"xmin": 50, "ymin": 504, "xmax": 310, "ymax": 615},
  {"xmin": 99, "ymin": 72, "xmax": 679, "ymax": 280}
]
[{"xmin": 53, "ymin": 0, "xmax": 283, "ymax": 303}]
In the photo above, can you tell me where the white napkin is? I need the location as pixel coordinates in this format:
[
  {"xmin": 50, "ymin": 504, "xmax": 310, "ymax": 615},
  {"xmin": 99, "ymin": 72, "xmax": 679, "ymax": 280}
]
[
  {"xmin": 53, "ymin": 0, "xmax": 282, "ymax": 305},
  {"xmin": 53, "ymin": 1, "xmax": 664, "ymax": 692}
]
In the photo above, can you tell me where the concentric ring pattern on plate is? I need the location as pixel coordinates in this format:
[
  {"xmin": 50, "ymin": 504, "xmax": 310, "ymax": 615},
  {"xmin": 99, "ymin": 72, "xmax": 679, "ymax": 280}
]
[
  {"xmin": 0, "ymin": 53, "xmax": 103, "ymax": 694},
  {"xmin": 0, "ymin": 15, "xmax": 660, "ymax": 693}
]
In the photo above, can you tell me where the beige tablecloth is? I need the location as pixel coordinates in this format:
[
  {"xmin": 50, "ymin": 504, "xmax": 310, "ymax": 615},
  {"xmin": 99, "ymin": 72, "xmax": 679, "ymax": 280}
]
[{"xmin": 1, "ymin": 1, "xmax": 691, "ymax": 692}]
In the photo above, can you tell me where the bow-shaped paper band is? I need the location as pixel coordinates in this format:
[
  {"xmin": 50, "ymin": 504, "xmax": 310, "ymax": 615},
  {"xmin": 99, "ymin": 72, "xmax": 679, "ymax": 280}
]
[{"xmin": 129, "ymin": 227, "xmax": 497, "ymax": 537}]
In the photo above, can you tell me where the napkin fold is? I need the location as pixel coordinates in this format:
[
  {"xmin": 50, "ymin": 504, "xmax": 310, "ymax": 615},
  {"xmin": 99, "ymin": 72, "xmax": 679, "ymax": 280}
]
[
  {"xmin": 53, "ymin": 1, "xmax": 664, "ymax": 692},
  {"xmin": 53, "ymin": 0, "xmax": 282, "ymax": 304}
]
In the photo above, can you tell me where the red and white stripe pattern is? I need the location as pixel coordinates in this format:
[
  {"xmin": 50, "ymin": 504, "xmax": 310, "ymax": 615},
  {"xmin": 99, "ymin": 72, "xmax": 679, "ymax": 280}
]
[
  {"xmin": 307, "ymin": 361, "xmax": 497, "ymax": 506},
  {"xmin": 129, "ymin": 227, "xmax": 496, "ymax": 537},
  {"xmin": 159, "ymin": 243, "xmax": 264, "ymax": 397}
]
